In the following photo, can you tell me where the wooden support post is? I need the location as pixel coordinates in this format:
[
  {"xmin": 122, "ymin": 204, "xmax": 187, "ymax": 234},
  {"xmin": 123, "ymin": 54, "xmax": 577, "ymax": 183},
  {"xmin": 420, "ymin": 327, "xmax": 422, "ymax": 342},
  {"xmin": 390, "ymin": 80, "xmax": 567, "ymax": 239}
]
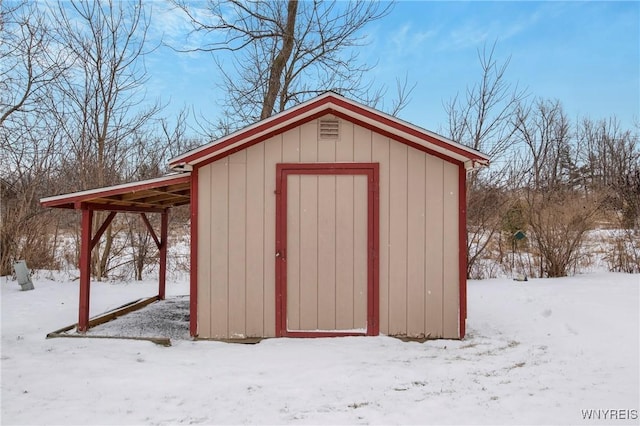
[
  {"xmin": 79, "ymin": 208, "xmax": 93, "ymax": 332},
  {"xmin": 190, "ymin": 168, "xmax": 199, "ymax": 337},
  {"xmin": 140, "ymin": 211, "xmax": 168, "ymax": 300},
  {"xmin": 159, "ymin": 210, "xmax": 168, "ymax": 300}
]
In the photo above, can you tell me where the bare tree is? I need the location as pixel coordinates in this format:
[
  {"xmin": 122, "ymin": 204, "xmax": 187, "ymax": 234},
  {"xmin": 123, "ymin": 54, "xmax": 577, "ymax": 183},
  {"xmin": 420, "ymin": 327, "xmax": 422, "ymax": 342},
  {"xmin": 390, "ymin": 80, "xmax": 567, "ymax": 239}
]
[
  {"xmin": 444, "ymin": 43, "xmax": 526, "ymax": 278},
  {"xmin": 123, "ymin": 128, "xmax": 170, "ymax": 281},
  {"xmin": 578, "ymin": 118, "xmax": 637, "ymax": 189},
  {"xmin": 525, "ymin": 191, "xmax": 598, "ymax": 277},
  {"xmin": 0, "ymin": 1, "xmax": 68, "ymax": 128},
  {"xmin": 445, "ymin": 43, "xmax": 526, "ymax": 160},
  {"xmin": 172, "ymin": 0, "xmax": 409, "ymax": 133},
  {"xmin": 603, "ymin": 163, "xmax": 640, "ymax": 273},
  {"xmin": 0, "ymin": 1, "xmax": 70, "ymax": 275},
  {"xmin": 0, "ymin": 115, "xmax": 62, "ymax": 275},
  {"xmin": 513, "ymin": 98, "xmax": 578, "ymax": 191},
  {"xmin": 577, "ymin": 117, "xmax": 639, "ymax": 222},
  {"xmin": 514, "ymin": 99, "xmax": 599, "ymax": 277},
  {"xmin": 52, "ymin": 0, "xmax": 162, "ymax": 279}
]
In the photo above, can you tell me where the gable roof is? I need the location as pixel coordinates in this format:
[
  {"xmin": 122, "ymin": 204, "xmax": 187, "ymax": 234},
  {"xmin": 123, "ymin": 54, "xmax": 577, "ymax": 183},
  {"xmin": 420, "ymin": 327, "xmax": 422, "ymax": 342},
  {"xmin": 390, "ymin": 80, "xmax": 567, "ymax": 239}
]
[{"xmin": 169, "ymin": 92, "xmax": 490, "ymax": 170}]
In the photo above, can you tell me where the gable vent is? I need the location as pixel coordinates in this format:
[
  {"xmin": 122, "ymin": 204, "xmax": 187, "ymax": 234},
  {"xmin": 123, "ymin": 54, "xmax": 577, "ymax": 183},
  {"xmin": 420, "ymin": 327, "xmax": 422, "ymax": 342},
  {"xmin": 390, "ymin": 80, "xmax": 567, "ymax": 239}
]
[{"xmin": 319, "ymin": 118, "xmax": 340, "ymax": 139}]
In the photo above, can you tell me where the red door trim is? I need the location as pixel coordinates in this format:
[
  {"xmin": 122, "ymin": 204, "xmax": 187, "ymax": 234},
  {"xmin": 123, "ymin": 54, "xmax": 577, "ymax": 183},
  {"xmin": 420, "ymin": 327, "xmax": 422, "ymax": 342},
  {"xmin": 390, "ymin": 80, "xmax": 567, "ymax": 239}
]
[
  {"xmin": 275, "ymin": 163, "xmax": 380, "ymax": 337},
  {"xmin": 458, "ymin": 166, "xmax": 467, "ymax": 338}
]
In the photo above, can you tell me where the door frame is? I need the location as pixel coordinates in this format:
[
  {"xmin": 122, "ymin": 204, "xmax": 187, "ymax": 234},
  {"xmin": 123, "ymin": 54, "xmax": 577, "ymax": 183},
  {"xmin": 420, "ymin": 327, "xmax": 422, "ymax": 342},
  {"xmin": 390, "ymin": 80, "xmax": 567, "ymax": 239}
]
[{"xmin": 275, "ymin": 163, "xmax": 379, "ymax": 337}]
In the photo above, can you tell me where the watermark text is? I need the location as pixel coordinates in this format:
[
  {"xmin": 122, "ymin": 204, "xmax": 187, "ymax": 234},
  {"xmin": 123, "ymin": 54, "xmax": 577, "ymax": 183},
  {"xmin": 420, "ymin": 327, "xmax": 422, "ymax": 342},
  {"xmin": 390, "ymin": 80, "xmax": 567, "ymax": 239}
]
[{"xmin": 581, "ymin": 409, "xmax": 638, "ymax": 421}]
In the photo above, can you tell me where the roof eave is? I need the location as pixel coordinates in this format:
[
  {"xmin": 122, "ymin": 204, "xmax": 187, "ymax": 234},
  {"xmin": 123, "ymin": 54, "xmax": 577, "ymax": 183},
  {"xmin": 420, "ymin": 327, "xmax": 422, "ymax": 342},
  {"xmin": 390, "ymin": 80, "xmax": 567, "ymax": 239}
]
[
  {"xmin": 40, "ymin": 173, "xmax": 191, "ymax": 210},
  {"xmin": 168, "ymin": 93, "xmax": 490, "ymax": 168}
]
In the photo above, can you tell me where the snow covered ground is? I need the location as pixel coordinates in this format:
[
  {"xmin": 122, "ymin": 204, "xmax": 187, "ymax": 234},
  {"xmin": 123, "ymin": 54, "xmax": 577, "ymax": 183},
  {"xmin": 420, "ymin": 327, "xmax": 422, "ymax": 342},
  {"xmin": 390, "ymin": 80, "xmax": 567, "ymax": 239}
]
[{"xmin": 1, "ymin": 271, "xmax": 638, "ymax": 425}]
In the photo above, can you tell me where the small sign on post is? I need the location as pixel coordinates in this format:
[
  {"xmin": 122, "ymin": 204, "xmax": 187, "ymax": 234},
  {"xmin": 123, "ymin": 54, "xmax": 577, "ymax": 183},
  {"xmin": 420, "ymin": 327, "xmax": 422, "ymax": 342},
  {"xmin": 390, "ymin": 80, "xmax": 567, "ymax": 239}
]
[{"xmin": 13, "ymin": 260, "xmax": 34, "ymax": 291}]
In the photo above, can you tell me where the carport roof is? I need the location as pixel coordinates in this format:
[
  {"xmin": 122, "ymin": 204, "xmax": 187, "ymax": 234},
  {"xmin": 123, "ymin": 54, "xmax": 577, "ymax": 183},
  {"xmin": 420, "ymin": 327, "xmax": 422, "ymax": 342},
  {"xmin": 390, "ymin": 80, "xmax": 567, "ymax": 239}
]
[{"xmin": 40, "ymin": 173, "xmax": 191, "ymax": 212}]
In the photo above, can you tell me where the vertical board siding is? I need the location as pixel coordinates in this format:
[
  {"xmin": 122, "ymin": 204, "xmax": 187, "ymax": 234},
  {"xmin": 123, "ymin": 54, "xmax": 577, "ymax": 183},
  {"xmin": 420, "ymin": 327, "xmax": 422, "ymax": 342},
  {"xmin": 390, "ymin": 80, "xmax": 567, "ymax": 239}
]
[
  {"xmin": 286, "ymin": 174, "xmax": 301, "ymax": 330},
  {"xmin": 262, "ymin": 137, "xmax": 281, "ymax": 337},
  {"xmin": 425, "ymin": 155, "xmax": 445, "ymax": 337},
  {"xmin": 317, "ymin": 175, "xmax": 337, "ymax": 330},
  {"xmin": 318, "ymin": 132, "xmax": 337, "ymax": 161},
  {"xmin": 282, "ymin": 128, "xmax": 300, "ymax": 163},
  {"xmin": 227, "ymin": 151, "xmax": 246, "ymax": 338},
  {"xmin": 245, "ymin": 144, "xmax": 265, "ymax": 336},
  {"xmin": 407, "ymin": 151, "xmax": 426, "ymax": 337},
  {"xmin": 300, "ymin": 121, "xmax": 317, "ymax": 162},
  {"xmin": 442, "ymin": 161, "xmax": 460, "ymax": 337},
  {"xmin": 299, "ymin": 175, "xmax": 319, "ymax": 329},
  {"xmin": 209, "ymin": 159, "xmax": 229, "ymax": 337},
  {"xmin": 286, "ymin": 172, "xmax": 368, "ymax": 332},
  {"xmin": 197, "ymin": 166, "xmax": 212, "ymax": 338},
  {"xmin": 337, "ymin": 120, "xmax": 354, "ymax": 161},
  {"xmin": 388, "ymin": 142, "xmax": 408, "ymax": 335},
  {"xmin": 352, "ymin": 175, "xmax": 368, "ymax": 330},
  {"xmin": 353, "ymin": 125, "xmax": 372, "ymax": 162},
  {"xmin": 197, "ymin": 115, "xmax": 460, "ymax": 339},
  {"xmin": 335, "ymin": 175, "xmax": 355, "ymax": 329}
]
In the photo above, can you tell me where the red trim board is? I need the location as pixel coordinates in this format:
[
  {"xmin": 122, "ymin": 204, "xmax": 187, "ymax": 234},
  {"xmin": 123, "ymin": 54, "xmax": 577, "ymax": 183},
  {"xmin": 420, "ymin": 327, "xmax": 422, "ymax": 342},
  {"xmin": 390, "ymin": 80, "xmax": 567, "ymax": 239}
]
[
  {"xmin": 189, "ymin": 167, "xmax": 199, "ymax": 337},
  {"xmin": 459, "ymin": 166, "xmax": 467, "ymax": 339},
  {"xmin": 185, "ymin": 109, "xmax": 472, "ymax": 172},
  {"xmin": 172, "ymin": 98, "xmax": 336, "ymax": 166},
  {"xmin": 326, "ymin": 97, "xmax": 483, "ymax": 162},
  {"xmin": 170, "ymin": 93, "xmax": 489, "ymax": 169}
]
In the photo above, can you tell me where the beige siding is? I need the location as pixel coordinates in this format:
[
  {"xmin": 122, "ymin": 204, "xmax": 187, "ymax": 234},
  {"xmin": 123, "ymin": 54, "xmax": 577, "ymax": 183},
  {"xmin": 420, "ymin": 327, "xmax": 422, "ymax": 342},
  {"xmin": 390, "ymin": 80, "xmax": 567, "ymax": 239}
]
[
  {"xmin": 352, "ymin": 175, "xmax": 368, "ymax": 328},
  {"xmin": 388, "ymin": 142, "xmax": 408, "ymax": 335},
  {"xmin": 407, "ymin": 151, "xmax": 426, "ymax": 337},
  {"xmin": 316, "ymin": 175, "xmax": 336, "ymax": 329},
  {"xmin": 299, "ymin": 175, "xmax": 318, "ymax": 329},
  {"xmin": 337, "ymin": 120, "xmax": 354, "ymax": 160},
  {"xmin": 197, "ymin": 115, "xmax": 461, "ymax": 339},
  {"xmin": 442, "ymin": 161, "xmax": 460, "ymax": 337},
  {"xmin": 335, "ymin": 176, "xmax": 355, "ymax": 329},
  {"xmin": 245, "ymin": 143, "xmax": 265, "ymax": 336},
  {"xmin": 210, "ymin": 159, "xmax": 229, "ymax": 337},
  {"xmin": 196, "ymin": 166, "xmax": 212, "ymax": 338},
  {"xmin": 227, "ymin": 151, "xmax": 246, "ymax": 337},
  {"xmin": 286, "ymin": 174, "xmax": 301, "ymax": 330},
  {"xmin": 262, "ymin": 138, "xmax": 280, "ymax": 337},
  {"xmin": 425, "ymin": 155, "xmax": 445, "ymax": 337}
]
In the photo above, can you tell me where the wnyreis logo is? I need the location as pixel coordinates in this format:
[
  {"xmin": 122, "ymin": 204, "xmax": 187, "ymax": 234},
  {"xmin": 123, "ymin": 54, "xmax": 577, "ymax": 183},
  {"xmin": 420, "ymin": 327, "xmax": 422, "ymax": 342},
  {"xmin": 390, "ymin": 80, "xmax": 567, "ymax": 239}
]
[{"xmin": 581, "ymin": 409, "xmax": 638, "ymax": 421}]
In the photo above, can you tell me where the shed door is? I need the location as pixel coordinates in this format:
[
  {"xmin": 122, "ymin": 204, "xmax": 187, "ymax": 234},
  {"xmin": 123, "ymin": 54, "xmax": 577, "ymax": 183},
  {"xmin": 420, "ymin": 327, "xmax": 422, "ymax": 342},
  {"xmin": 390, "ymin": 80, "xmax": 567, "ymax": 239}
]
[{"xmin": 275, "ymin": 163, "xmax": 379, "ymax": 337}]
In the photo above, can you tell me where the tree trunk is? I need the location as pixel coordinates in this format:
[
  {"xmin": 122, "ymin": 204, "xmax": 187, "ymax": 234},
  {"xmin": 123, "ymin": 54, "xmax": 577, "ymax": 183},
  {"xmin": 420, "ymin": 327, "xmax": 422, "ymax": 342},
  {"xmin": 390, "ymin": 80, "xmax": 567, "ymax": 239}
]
[{"xmin": 260, "ymin": 0, "xmax": 298, "ymax": 120}]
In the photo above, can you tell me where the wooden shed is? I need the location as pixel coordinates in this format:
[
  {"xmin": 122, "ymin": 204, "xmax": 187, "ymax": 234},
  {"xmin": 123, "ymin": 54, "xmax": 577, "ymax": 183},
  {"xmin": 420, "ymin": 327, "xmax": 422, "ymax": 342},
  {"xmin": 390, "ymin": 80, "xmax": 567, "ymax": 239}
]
[
  {"xmin": 173, "ymin": 93, "xmax": 488, "ymax": 340},
  {"xmin": 41, "ymin": 93, "xmax": 488, "ymax": 340}
]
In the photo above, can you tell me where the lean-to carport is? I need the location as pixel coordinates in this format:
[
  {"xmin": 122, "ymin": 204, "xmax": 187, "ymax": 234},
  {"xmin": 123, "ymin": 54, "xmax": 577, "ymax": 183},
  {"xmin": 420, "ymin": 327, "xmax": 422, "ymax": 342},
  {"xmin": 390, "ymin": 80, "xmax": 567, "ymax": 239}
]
[{"xmin": 40, "ymin": 173, "xmax": 191, "ymax": 332}]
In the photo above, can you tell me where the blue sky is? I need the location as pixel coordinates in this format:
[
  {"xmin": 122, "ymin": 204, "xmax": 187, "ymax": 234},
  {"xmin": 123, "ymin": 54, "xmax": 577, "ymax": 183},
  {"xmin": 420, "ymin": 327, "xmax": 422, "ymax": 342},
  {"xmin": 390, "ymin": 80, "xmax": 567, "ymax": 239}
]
[{"xmin": 147, "ymin": 1, "xmax": 639, "ymax": 136}]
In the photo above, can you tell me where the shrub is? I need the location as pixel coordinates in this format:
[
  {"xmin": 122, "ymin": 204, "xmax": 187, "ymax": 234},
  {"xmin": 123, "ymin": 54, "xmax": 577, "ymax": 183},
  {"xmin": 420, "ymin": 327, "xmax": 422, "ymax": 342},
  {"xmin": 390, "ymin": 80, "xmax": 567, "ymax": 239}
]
[{"xmin": 526, "ymin": 191, "xmax": 599, "ymax": 277}]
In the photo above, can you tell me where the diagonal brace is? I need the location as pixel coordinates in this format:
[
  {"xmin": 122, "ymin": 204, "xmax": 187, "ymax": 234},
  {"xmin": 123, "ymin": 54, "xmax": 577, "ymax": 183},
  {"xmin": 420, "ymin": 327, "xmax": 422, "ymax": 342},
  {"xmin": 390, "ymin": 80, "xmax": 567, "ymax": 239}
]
[
  {"xmin": 140, "ymin": 213, "xmax": 161, "ymax": 249},
  {"xmin": 90, "ymin": 211, "xmax": 117, "ymax": 251}
]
